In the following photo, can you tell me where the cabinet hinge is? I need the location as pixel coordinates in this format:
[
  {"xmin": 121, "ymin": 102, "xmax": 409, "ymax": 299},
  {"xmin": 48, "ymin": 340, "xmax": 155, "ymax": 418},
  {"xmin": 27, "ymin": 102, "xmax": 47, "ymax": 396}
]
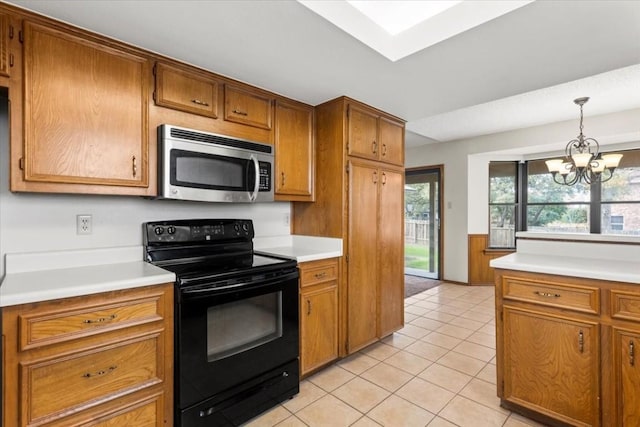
[
  {"xmin": 8, "ymin": 25, "xmax": 13, "ymax": 40},
  {"xmin": 9, "ymin": 53, "xmax": 14, "ymax": 68},
  {"xmin": 152, "ymin": 91, "xmax": 156, "ymax": 102},
  {"xmin": 345, "ymin": 164, "xmax": 349, "ymax": 174},
  {"xmin": 345, "ymin": 255, "xmax": 349, "ymax": 263},
  {"xmin": 501, "ymin": 380, "xmax": 504, "ymax": 393},
  {"xmin": 152, "ymin": 63, "xmax": 157, "ymax": 75},
  {"xmin": 500, "ymin": 311, "xmax": 503, "ymax": 321},
  {"xmin": 18, "ymin": 30, "xmax": 23, "ymax": 43},
  {"xmin": 18, "ymin": 157, "xmax": 24, "ymax": 170}
]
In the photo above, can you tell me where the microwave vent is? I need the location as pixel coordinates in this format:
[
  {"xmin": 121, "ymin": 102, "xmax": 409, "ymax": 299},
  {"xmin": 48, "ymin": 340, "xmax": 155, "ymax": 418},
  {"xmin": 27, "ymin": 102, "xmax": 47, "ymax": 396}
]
[{"xmin": 168, "ymin": 127, "xmax": 272, "ymax": 154}]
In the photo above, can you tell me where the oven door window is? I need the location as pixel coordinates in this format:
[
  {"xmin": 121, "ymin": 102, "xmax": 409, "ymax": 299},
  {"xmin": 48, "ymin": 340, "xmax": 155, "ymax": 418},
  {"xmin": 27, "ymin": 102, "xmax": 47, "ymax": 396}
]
[
  {"xmin": 207, "ymin": 291, "xmax": 283, "ymax": 362},
  {"xmin": 170, "ymin": 149, "xmax": 254, "ymax": 192}
]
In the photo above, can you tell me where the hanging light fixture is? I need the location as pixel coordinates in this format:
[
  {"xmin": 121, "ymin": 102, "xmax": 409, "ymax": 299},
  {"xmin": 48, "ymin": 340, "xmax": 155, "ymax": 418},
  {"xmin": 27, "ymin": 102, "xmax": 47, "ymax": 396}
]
[{"xmin": 545, "ymin": 97, "xmax": 622, "ymax": 186}]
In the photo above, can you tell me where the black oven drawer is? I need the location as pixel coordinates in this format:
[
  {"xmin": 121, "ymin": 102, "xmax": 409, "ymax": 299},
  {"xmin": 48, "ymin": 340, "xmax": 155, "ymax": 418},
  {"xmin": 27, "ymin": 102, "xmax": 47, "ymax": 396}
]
[{"xmin": 180, "ymin": 359, "xmax": 299, "ymax": 427}]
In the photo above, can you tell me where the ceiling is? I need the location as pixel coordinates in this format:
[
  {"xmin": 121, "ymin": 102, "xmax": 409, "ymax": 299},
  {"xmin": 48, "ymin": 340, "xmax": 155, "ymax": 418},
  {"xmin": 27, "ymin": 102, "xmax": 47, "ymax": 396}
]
[{"xmin": 7, "ymin": 0, "xmax": 640, "ymax": 148}]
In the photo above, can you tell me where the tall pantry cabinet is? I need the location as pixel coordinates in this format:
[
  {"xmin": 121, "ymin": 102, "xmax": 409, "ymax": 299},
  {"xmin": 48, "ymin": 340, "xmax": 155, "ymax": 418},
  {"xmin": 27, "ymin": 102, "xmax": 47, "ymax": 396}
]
[{"xmin": 293, "ymin": 97, "xmax": 405, "ymax": 354}]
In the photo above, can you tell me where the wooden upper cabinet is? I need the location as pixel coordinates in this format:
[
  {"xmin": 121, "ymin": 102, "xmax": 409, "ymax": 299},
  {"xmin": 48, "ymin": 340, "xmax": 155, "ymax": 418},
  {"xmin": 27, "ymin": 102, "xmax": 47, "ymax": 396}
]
[
  {"xmin": 347, "ymin": 103, "xmax": 404, "ymax": 166},
  {"xmin": 347, "ymin": 105, "xmax": 378, "ymax": 161},
  {"xmin": 154, "ymin": 62, "xmax": 218, "ymax": 118},
  {"xmin": 224, "ymin": 84, "xmax": 273, "ymax": 130},
  {"xmin": 378, "ymin": 116, "xmax": 404, "ymax": 166},
  {"xmin": 274, "ymin": 99, "xmax": 314, "ymax": 201},
  {"xmin": 0, "ymin": 12, "xmax": 11, "ymax": 78},
  {"xmin": 20, "ymin": 21, "xmax": 149, "ymax": 191}
]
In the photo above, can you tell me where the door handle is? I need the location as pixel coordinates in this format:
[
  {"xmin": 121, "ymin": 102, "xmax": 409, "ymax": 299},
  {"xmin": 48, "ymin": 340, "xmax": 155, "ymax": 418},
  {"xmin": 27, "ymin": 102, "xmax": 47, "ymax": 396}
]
[{"xmin": 307, "ymin": 299, "xmax": 311, "ymax": 315}]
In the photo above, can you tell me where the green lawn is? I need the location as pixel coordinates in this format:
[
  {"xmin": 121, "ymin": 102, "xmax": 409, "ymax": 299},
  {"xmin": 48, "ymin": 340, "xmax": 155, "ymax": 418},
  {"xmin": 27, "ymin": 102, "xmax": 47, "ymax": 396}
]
[{"xmin": 405, "ymin": 243, "xmax": 429, "ymax": 269}]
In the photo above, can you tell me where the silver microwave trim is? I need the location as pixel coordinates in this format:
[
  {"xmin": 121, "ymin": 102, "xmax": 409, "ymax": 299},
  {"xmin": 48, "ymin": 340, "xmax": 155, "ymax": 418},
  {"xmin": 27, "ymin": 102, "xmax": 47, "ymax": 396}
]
[{"xmin": 157, "ymin": 124, "xmax": 274, "ymax": 203}]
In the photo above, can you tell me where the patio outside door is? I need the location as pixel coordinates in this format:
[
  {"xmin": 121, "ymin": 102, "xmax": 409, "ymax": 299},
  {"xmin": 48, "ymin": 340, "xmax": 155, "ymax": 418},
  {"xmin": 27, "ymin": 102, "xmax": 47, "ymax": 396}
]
[{"xmin": 405, "ymin": 167, "xmax": 442, "ymax": 279}]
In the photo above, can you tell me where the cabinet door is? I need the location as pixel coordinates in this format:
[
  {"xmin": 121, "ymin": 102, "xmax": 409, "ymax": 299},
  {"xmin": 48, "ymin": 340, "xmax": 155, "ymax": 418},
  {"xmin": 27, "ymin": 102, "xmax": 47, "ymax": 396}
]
[
  {"xmin": 274, "ymin": 100, "xmax": 314, "ymax": 201},
  {"xmin": 378, "ymin": 117, "xmax": 404, "ymax": 166},
  {"xmin": 503, "ymin": 307, "xmax": 600, "ymax": 427},
  {"xmin": 347, "ymin": 105, "xmax": 378, "ymax": 161},
  {"xmin": 22, "ymin": 22, "xmax": 149, "ymax": 189},
  {"xmin": 154, "ymin": 62, "xmax": 218, "ymax": 118},
  {"xmin": 613, "ymin": 327, "xmax": 640, "ymax": 426},
  {"xmin": 378, "ymin": 168, "xmax": 404, "ymax": 337},
  {"xmin": 347, "ymin": 161, "xmax": 379, "ymax": 352},
  {"xmin": 0, "ymin": 13, "xmax": 10, "ymax": 78},
  {"xmin": 224, "ymin": 85, "xmax": 273, "ymax": 130},
  {"xmin": 300, "ymin": 284, "xmax": 338, "ymax": 375}
]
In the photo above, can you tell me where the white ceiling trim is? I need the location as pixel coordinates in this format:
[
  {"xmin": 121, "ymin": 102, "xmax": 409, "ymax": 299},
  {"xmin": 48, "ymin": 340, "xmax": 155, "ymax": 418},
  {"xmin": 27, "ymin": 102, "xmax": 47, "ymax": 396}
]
[{"xmin": 297, "ymin": 0, "xmax": 533, "ymax": 61}]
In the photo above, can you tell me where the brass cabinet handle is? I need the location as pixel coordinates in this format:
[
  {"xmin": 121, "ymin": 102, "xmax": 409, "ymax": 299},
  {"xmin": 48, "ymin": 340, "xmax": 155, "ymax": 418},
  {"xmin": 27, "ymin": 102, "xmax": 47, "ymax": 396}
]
[
  {"xmin": 307, "ymin": 299, "xmax": 311, "ymax": 315},
  {"xmin": 372, "ymin": 171, "xmax": 378, "ymax": 184},
  {"xmin": 382, "ymin": 143, "xmax": 387, "ymax": 156},
  {"xmin": 314, "ymin": 272, "xmax": 327, "ymax": 279},
  {"xmin": 132, "ymin": 156, "xmax": 137, "ymax": 177},
  {"xmin": 578, "ymin": 330, "xmax": 584, "ymax": 353},
  {"xmin": 534, "ymin": 291, "xmax": 561, "ymax": 298},
  {"xmin": 371, "ymin": 140, "xmax": 377, "ymax": 154},
  {"xmin": 83, "ymin": 314, "xmax": 117, "ymax": 324},
  {"xmin": 630, "ymin": 340, "xmax": 635, "ymax": 366},
  {"xmin": 82, "ymin": 365, "xmax": 117, "ymax": 378},
  {"xmin": 281, "ymin": 172, "xmax": 285, "ymax": 186},
  {"xmin": 381, "ymin": 172, "xmax": 387, "ymax": 185},
  {"xmin": 191, "ymin": 98, "xmax": 210, "ymax": 106},
  {"xmin": 232, "ymin": 108, "xmax": 248, "ymax": 116}
]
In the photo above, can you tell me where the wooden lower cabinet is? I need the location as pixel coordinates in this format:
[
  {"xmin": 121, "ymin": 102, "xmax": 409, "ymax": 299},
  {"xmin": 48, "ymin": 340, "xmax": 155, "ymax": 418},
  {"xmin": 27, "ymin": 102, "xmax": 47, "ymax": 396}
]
[
  {"xmin": 502, "ymin": 307, "xmax": 599, "ymax": 426},
  {"xmin": 496, "ymin": 269, "xmax": 640, "ymax": 427},
  {"xmin": 1, "ymin": 284, "xmax": 173, "ymax": 427},
  {"xmin": 298, "ymin": 258, "xmax": 339, "ymax": 376}
]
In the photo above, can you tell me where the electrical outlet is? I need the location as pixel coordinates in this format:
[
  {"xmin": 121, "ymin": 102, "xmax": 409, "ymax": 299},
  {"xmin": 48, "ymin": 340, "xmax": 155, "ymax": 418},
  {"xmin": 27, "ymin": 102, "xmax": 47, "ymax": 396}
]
[
  {"xmin": 77, "ymin": 214, "xmax": 92, "ymax": 235},
  {"xmin": 284, "ymin": 213, "xmax": 290, "ymax": 226}
]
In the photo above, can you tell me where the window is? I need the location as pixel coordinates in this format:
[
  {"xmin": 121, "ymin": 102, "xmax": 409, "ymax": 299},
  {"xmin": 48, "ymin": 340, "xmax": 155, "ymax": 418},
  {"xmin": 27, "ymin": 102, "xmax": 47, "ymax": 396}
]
[
  {"xmin": 488, "ymin": 148, "xmax": 640, "ymax": 239},
  {"xmin": 489, "ymin": 162, "xmax": 518, "ymax": 248}
]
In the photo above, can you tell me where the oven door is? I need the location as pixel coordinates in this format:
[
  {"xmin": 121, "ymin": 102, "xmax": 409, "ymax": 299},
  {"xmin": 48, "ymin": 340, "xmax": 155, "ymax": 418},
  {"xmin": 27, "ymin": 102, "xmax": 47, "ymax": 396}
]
[{"xmin": 176, "ymin": 268, "xmax": 299, "ymax": 412}]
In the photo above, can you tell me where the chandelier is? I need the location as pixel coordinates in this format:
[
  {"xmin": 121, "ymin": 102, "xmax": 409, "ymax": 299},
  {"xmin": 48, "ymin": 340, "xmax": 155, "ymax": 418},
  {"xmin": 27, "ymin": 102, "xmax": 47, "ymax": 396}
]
[{"xmin": 545, "ymin": 97, "xmax": 622, "ymax": 186}]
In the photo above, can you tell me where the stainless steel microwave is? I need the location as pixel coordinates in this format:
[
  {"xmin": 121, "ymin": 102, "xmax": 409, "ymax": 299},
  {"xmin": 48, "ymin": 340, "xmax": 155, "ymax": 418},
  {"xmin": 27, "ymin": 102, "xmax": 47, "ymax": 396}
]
[{"xmin": 158, "ymin": 124, "xmax": 274, "ymax": 203}]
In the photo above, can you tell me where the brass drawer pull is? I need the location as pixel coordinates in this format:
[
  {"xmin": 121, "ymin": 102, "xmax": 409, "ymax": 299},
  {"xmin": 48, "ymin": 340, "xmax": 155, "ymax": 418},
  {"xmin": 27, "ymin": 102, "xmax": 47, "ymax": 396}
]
[
  {"xmin": 82, "ymin": 365, "xmax": 117, "ymax": 378},
  {"xmin": 232, "ymin": 108, "xmax": 248, "ymax": 116},
  {"xmin": 83, "ymin": 314, "xmax": 117, "ymax": 324},
  {"xmin": 314, "ymin": 272, "xmax": 327, "ymax": 279},
  {"xmin": 371, "ymin": 140, "xmax": 377, "ymax": 154},
  {"xmin": 381, "ymin": 172, "xmax": 387, "ymax": 185},
  {"xmin": 578, "ymin": 330, "xmax": 584, "ymax": 353},
  {"xmin": 191, "ymin": 98, "xmax": 210, "ymax": 106},
  {"xmin": 382, "ymin": 143, "xmax": 387, "ymax": 156},
  {"xmin": 534, "ymin": 291, "xmax": 561, "ymax": 298},
  {"xmin": 132, "ymin": 155, "xmax": 137, "ymax": 177},
  {"xmin": 307, "ymin": 299, "xmax": 312, "ymax": 315},
  {"xmin": 281, "ymin": 172, "xmax": 286, "ymax": 186},
  {"xmin": 372, "ymin": 171, "xmax": 378, "ymax": 184},
  {"xmin": 630, "ymin": 340, "xmax": 635, "ymax": 367}
]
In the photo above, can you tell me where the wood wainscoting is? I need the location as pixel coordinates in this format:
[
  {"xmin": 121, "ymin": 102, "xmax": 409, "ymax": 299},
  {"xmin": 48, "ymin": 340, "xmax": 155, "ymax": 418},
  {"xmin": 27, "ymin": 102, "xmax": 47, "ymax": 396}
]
[{"xmin": 468, "ymin": 234, "xmax": 514, "ymax": 285}]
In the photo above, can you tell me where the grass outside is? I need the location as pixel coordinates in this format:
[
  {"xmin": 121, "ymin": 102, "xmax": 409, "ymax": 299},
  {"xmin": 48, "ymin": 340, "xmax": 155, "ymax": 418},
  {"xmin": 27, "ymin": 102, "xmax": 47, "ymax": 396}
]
[{"xmin": 405, "ymin": 243, "xmax": 430, "ymax": 269}]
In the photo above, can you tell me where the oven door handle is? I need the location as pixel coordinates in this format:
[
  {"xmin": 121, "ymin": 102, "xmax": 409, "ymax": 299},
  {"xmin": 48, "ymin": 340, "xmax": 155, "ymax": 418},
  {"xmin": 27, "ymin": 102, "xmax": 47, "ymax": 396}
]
[
  {"xmin": 249, "ymin": 154, "xmax": 260, "ymax": 202},
  {"xmin": 181, "ymin": 270, "xmax": 299, "ymax": 298}
]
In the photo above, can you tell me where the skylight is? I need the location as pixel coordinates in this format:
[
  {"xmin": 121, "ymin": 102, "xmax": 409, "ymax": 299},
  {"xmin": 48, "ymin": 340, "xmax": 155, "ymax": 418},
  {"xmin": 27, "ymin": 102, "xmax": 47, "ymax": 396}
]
[
  {"xmin": 346, "ymin": 0, "xmax": 462, "ymax": 36},
  {"xmin": 298, "ymin": 0, "xmax": 533, "ymax": 61}
]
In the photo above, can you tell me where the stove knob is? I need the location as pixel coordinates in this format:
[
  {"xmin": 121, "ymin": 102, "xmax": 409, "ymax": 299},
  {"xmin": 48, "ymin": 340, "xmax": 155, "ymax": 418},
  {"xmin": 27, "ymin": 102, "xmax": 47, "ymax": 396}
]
[
  {"xmin": 233, "ymin": 223, "xmax": 240, "ymax": 231},
  {"xmin": 242, "ymin": 223, "xmax": 249, "ymax": 232},
  {"xmin": 154, "ymin": 226, "xmax": 164, "ymax": 236},
  {"xmin": 167, "ymin": 226, "xmax": 176, "ymax": 234}
]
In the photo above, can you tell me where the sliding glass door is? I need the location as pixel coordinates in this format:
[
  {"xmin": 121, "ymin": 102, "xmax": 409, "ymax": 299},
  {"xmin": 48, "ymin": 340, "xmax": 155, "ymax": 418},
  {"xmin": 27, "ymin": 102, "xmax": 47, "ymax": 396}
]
[{"xmin": 405, "ymin": 167, "xmax": 442, "ymax": 279}]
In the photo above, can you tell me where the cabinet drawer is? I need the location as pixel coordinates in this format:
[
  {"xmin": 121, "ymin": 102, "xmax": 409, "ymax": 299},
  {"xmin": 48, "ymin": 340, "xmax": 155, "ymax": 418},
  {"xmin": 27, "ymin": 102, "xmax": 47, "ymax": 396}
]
[
  {"xmin": 86, "ymin": 393, "xmax": 162, "ymax": 427},
  {"xmin": 611, "ymin": 290, "xmax": 640, "ymax": 322},
  {"xmin": 300, "ymin": 260, "xmax": 338, "ymax": 288},
  {"xmin": 21, "ymin": 333, "xmax": 162, "ymax": 426},
  {"xmin": 224, "ymin": 85, "xmax": 273, "ymax": 130},
  {"xmin": 154, "ymin": 62, "xmax": 218, "ymax": 118},
  {"xmin": 502, "ymin": 276, "xmax": 600, "ymax": 314},
  {"xmin": 19, "ymin": 295, "xmax": 164, "ymax": 351}
]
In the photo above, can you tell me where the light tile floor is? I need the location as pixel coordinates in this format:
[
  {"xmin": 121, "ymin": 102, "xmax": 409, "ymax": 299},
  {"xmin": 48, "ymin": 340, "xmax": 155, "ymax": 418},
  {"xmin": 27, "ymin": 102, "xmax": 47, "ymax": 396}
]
[{"xmin": 244, "ymin": 283, "xmax": 546, "ymax": 427}]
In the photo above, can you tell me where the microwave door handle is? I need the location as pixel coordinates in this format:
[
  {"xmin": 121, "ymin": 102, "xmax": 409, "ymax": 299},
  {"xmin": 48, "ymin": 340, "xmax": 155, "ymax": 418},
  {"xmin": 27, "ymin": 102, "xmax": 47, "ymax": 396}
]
[{"xmin": 250, "ymin": 155, "xmax": 260, "ymax": 201}]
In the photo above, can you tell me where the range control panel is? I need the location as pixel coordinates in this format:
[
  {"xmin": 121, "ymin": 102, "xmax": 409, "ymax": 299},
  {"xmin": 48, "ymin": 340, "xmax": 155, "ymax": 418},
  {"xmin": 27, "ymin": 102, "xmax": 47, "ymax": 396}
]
[{"xmin": 144, "ymin": 219, "xmax": 254, "ymax": 244}]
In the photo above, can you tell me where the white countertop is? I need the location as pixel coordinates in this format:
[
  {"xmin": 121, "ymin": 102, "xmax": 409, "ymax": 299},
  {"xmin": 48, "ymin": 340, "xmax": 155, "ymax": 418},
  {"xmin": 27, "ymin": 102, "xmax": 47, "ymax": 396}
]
[
  {"xmin": 0, "ymin": 246, "xmax": 175, "ymax": 307},
  {"xmin": 254, "ymin": 235, "xmax": 343, "ymax": 262},
  {"xmin": 490, "ymin": 238, "xmax": 640, "ymax": 284}
]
